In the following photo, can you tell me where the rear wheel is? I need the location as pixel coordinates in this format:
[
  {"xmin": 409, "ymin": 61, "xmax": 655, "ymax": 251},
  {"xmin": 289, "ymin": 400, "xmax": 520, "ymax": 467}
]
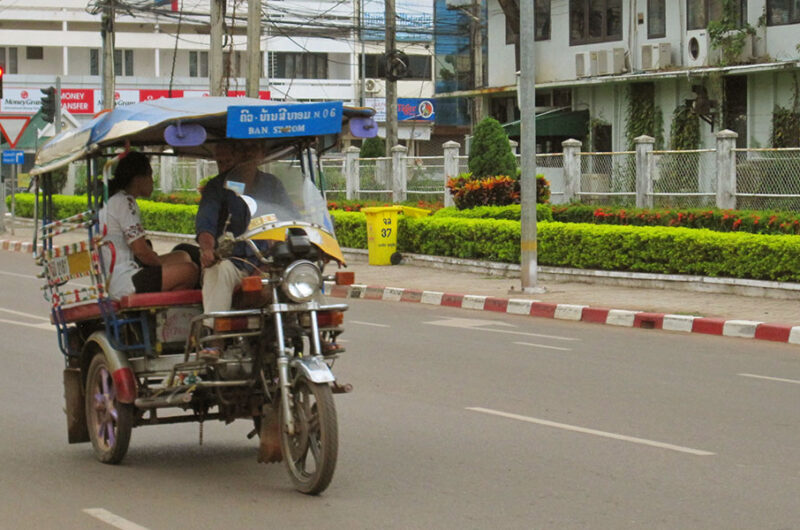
[
  {"xmin": 85, "ymin": 353, "xmax": 133, "ymax": 464},
  {"xmin": 280, "ymin": 378, "xmax": 338, "ymax": 494}
]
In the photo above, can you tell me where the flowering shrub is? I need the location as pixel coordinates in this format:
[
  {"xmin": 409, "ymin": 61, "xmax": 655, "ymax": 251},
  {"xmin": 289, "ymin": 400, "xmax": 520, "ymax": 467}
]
[
  {"xmin": 446, "ymin": 172, "xmax": 550, "ymax": 210},
  {"xmin": 550, "ymin": 204, "xmax": 800, "ymax": 236}
]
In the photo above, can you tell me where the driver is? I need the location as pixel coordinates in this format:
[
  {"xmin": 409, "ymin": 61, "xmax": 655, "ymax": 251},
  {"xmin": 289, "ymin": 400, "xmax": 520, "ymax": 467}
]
[{"xmin": 195, "ymin": 140, "xmax": 293, "ymax": 340}]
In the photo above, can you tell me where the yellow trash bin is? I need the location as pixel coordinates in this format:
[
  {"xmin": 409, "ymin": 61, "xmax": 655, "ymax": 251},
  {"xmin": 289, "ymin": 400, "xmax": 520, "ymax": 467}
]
[
  {"xmin": 399, "ymin": 205, "xmax": 431, "ymax": 218},
  {"xmin": 362, "ymin": 206, "xmax": 404, "ymax": 265}
]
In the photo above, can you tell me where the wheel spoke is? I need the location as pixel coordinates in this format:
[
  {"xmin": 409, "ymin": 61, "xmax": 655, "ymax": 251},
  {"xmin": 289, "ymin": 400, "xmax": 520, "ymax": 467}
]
[
  {"xmin": 106, "ymin": 423, "xmax": 116, "ymax": 447},
  {"xmin": 100, "ymin": 369, "xmax": 110, "ymax": 395}
]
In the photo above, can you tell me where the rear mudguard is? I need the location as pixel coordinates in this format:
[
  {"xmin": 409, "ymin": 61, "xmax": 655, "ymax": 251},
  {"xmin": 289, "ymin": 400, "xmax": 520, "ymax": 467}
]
[
  {"xmin": 84, "ymin": 331, "xmax": 137, "ymax": 404},
  {"xmin": 290, "ymin": 356, "xmax": 335, "ymax": 384},
  {"xmin": 64, "ymin": 367, "xmax": 90, "ymax": 444}
]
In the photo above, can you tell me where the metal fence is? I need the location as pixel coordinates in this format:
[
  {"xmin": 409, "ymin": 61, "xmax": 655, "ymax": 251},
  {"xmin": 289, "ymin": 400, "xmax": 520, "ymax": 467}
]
[
  {"xmin": 407, "ymin": 155, "xmax": 445, "ymax": 199},
  {"xmin": 358, "ymin": 156, "xmax": 392, "ymax": 202},
  {"xmin": 649, "ymin": 149, "xmax": 716, "ymax": 208},
  {"xmin": 577, "ymin": 151, "xmax": 636, "ymax": 206},
  {"xmin": 318, "ymin": 156, "xmax": 346, "ymax": 200},
  {"xmin": 734, "ymin": 148, "xmax": 800, "ymax": 210}
]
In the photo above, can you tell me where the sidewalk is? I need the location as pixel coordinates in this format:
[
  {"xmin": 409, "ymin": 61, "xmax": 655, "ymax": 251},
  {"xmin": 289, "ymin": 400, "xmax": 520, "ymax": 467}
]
[{"xmin": 3, "ymin": 219, "xmax": 799, "ymax": 346}]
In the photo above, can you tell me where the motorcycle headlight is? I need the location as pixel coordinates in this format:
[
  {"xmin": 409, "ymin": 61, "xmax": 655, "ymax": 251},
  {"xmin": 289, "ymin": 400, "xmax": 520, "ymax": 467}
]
[{"xmin": 281, "ymin": 260, "xmax": 322, "ymax": 303}]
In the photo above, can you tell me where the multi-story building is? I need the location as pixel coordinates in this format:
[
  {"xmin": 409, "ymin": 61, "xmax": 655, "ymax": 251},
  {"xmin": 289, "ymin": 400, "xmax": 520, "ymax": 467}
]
[
  {"xmin": 0, "ymin": 0, "xmax": 443, "ymax": 154},
  {"xmin": 480, "ymin": 0, "xmax": 800, "ymax": 152}
]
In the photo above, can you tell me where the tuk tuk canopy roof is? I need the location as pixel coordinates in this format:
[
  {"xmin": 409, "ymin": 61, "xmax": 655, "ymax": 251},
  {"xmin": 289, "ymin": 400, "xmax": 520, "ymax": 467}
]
[{"xmin": 32, "ymin": 97, "xmax": 373, "ymax": 176}]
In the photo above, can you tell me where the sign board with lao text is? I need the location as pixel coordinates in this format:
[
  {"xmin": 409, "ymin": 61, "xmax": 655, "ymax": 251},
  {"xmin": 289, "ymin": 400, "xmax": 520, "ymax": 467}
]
[
  {"xmin": 2, "ymin": 150, "xmax": 24, "ymax": 164},
  {"xmin": 226, "ymin": 102, "xmax": 343, "ymax": 139}
]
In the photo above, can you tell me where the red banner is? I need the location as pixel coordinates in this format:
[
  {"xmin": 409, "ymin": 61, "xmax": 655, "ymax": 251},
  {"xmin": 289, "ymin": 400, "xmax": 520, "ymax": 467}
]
[
  {"xmin": 60, "ymin": 89, "xmax": 95, "ymax": 114},
  {"xmin": 139, "ymin": 89, "xmax": 184, "ymax": 101}
]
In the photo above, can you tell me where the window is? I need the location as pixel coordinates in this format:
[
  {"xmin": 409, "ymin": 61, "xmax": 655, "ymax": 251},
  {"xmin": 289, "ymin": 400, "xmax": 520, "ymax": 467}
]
[
  {"xmin": 273, "ymin": 53, "xmax": 328, "ymax": 79},
  {"xmin": 0, "ymin": 47, "xmax": 18, "ymax": 73},
  {"xmin": 647, "ymin": 0, "xmax": 666, "ymax": 38},
  {"xmin": 26, "ymin": 47, "xmax": 43, "ymax": 60},
  {"xmin": 535, "ymin": 0, "xmax": 551, "ymax": 41},
  {"xmin": 90, "ymin": 49, "xmax": 99, "ymax": 76},
  {"xmin": 569, "ymin": 0, "xmax": 622, "ymax": 45},
  {"xmin": 113, "ymin": 49, "xmax": 134, "ymax": 77},
  {"xmin": 767, "ymin": 0, "xmax": 800, "ymax": 25},
  {"xmin": 360, "ymin": 54, "xmax": 432, "ymax": 80},
  {"xmin": 189, "ymin": 51, "xmax": 209, "ymax": 77},
  {"xmin": 688, "ymin": 0, "xmax": 746, "ymax": 30}
]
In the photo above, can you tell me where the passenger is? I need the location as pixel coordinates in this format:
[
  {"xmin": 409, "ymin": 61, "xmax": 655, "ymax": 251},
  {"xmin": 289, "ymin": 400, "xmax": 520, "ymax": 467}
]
[{"xmin": 99, "ymin": 151, "xmax": 199, "ymax": 300}]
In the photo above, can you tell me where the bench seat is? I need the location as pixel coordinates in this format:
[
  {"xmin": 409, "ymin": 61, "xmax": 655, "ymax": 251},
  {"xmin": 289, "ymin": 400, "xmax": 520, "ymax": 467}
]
[{"xmin": 54, "ymin": 290, "xmax": 202, "ymax": 323}]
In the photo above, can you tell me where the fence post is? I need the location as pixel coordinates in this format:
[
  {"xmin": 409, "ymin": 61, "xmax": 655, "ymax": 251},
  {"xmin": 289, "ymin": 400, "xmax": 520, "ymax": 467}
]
[
  {"xmin": 442, "ymin": 140, "xmax": 460, "ymax": 208},
  {"xmin": 716, "ymin": 129, "xmax": 738, "ymax": 209},
  {"xmin": 392, "ymin": 144, "xmax": 408, "ymax": 202},
  {"xmin": 561, "ymin": 138, "xmax": 582, "ymax": 203},
  {"xmin": 634, "ymin": 135, "xmax": 655, "ymax": 208},
  {"xmin": 344, "ymin": 146, "xmax": 360, "ymax": 200},
  {"xmin": 159, "ymin": 155, "xmax": 174, "ymax": 193}
]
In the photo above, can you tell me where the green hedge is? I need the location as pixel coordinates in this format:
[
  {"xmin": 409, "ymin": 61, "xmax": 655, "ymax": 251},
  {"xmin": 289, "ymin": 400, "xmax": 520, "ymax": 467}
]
[
  {"xmin": 433, "ymin": 204, "xmax": 553, "ymax": 222},
  {"xmin": 14, "ymin": 194, "xmax": 800, "ymax": 281},
  {"xmin": 10, "ymin": 193, "xmax": 197, "ymax": 234},
  {"xmin": 331, "ymin": 210, "xmax": 800, "ymax": 282}
]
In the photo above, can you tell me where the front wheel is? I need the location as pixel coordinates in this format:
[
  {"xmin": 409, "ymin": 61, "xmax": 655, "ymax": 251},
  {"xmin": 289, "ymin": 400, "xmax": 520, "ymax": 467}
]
[
  {"xmin": 280, "ymin": 378, "xmax": 338, "ymax": 495},
  {"xmin": 85, "ymin": 353, "xmax": 134, "ymax": 464}
]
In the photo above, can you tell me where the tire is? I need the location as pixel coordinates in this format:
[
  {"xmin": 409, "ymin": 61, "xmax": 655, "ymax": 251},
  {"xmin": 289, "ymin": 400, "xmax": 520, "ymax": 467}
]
[
  {"xmin": 85, "ymin": 353, "xmax": 134, "ymax": 464},
  {"xmin": 280, "ymin": 378, "xmax": 338, "ymax": 494}
]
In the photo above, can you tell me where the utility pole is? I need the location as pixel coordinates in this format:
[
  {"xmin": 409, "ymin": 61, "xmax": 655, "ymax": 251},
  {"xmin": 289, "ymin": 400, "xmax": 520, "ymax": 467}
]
[
  {"xmin": 246, "ymin": 0, "xmax": 261, "ymax": 98},
  {"xmin": 519, "ymin": 0, "xmax": 539, "ymax": 291},
  {"xmin": 470, "ymin": 0, "xmax": 483, "ymax": 128},
  {"xmin": 101, "ymin": 0, "xmax": 115, "ymax": 110},
  {"xmin": 55, "ymin": 76, "xmax": 62, "ymax": 134},
  {"xmin": 385, "ymin": 0, "xmax": 398, "ymax": 156},
  {"xmin": 209, "ymin": 0, "xmax": 225, "ymax": 96}
]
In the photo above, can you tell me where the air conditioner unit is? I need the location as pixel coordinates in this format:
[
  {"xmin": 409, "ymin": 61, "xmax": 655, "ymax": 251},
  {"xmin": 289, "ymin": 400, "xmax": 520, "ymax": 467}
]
[
  {"xmin": 611, "ymin": 47, "xmax": 627, "ymax": 74},
  {"xmin": 590, "ymin": 50, "xmax": 610, "ymax": 76},
  {"xmin": 364, "ymin": 78, "xmax": 384, "ymax": 94},
  {"xmin": 575, "ymin": 53, "xmax": 588, "ymax": 78},
  {"xmin": 686, "ymin": 30, "xmax": 710, "ymax": 67},
  {"xmin": 641, "ymin": 42, "xmax": 672, "ymax": 70}
]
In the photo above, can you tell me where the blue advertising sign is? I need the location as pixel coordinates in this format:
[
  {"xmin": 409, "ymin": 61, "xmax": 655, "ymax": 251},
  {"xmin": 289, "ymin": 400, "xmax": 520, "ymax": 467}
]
[
  {"xmin": 398, "ymin": 98, "xmax": 435, "ymax": 122},
  {"xmin": 1, "ymin": 150, "xmax": 24, "ymax": 165},
  {"xmin": 226, "ymin": 102, "xmax": 344, "ymax": 139}
]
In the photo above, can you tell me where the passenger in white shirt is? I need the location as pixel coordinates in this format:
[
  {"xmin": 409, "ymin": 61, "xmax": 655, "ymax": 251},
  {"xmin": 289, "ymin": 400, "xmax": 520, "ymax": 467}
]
[{"xmin": 99, "ymin": 151, "xmax": 199, "ymax": 299}]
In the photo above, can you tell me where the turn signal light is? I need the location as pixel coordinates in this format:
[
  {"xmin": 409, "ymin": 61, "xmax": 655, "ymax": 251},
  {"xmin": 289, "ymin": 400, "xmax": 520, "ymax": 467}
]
[
  {"xmin": 317, "ymin": 311, "xmax": 344, "ymax": 327},
  {"xmin": 214, "ymin": 316, "xmax": 260, "ymax": 332}
]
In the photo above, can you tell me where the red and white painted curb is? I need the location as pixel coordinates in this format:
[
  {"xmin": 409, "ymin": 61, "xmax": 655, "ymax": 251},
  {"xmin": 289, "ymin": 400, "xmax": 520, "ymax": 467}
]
[
  {"xmin": 0, "ymin": 239, "xmax": 37, "ymax": 253},
  {"xmin": 325, "ymin": 282, "xmax": 800, "ymax": 346}
]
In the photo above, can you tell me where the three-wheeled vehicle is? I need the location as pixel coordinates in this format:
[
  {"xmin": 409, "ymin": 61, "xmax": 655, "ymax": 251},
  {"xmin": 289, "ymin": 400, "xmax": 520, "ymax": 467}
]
[{"xmin": 30, "ymin": 97, "xmax": 375, "ymax": 494}]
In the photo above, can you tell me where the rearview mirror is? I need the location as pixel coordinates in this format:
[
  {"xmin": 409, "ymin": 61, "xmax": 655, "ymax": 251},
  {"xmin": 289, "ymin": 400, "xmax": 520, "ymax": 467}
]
[{"xmin": 164, "ymin": 122, "xmax": 207, "ymax": 147}]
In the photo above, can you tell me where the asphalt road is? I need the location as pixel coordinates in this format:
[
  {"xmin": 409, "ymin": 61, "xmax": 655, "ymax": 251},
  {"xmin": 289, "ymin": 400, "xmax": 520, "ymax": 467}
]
[{"xmin": 2, "ymin": 250, "xmax": 800, "ymax": 529}]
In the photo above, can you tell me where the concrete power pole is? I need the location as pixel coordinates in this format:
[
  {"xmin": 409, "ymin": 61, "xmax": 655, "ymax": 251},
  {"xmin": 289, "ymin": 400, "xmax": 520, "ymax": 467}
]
[
  {"xmin": 101, "ymin": 0, "xmax": 115, "ymax": 110},
  {"xmin": 519, "ymin": 0, "xmax": 539, "ymax": 291},
  {"xmin": 470, "ymin": 0, "xmax": 483, "ymax": 128},
  {"xmin": 209, "ymin": 0, "xmax": 225, "ymax": 96},
  {"xmin": 246, "ymin": 0, "xmax": 261, "ymax": 98},
  {"xmin": 385, "ymin": 0, "xmax": 398, "ymax": 156}
]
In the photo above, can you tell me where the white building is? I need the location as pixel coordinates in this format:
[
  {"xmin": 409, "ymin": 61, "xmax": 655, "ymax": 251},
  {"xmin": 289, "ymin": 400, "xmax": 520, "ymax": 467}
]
[
  {"xmin": 481, "ymin": 0, "xmax": 800, "ymax": 151},
  {"xmin": 0, "ymin": 0, "xmax": 438, "ymax": 151}
]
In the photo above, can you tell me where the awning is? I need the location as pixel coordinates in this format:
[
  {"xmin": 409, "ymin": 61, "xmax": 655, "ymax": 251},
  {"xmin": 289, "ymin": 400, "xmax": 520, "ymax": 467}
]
[{"xmin": 502, "ymin": 109, "xmax": 589, "ymax": 138}]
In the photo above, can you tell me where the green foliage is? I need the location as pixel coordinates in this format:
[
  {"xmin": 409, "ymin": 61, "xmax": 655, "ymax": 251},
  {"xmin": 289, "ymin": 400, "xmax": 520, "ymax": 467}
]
[
  {"xmin": 359, "ymin": 137, "xmax": 386, "ymax": 158},
  {"xmin": 670, "ymin": 103, "xmax": 701, "ymax": 150},
  {"xmin": 329, "ymin": 210, "xmax": 368, "ymax": 248},
  {"xmin": 625, "ymin": 83, "xmax": 664, "ymax": 150},
  {"xmin": 771, "ymin": 106, "xmax": 800, "ymax": 148},
  {"xmin": 707, "ymin": 0, "xmax": 757, "ymax": 66},
  {"xmin": 328, "ymin": 209, "xmax": 800, "ymax": 281},
  {"xmin": 468, "ymin": 117, "xmax": 518, "ymax": 179},
  {"xmin": 433, "ymin": 204, "xmax": 553, "ymax": 222}
]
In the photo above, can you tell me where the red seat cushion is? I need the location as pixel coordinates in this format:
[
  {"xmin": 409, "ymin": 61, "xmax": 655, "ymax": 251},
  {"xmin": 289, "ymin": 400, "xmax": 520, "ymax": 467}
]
[
  {"xmin": 119, "ymin": 289, "xmax": 202, "ymax": 309},
  {"xmin": 53, "ymin": 301, "xmax": 120, "ymax": 324}
]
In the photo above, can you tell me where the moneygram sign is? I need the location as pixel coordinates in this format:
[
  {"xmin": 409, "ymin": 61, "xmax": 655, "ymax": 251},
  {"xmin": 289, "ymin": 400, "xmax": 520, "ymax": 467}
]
[{"xmin": 0, "ymin": 88, "xmax": 270, "ymax": 115}]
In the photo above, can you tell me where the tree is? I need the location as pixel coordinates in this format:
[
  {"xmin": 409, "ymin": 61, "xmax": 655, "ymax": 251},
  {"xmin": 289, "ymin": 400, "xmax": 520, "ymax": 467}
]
[
  {"xmin": 359, "ymin": 137, "xmax": 385, "ymax": 158},
  {"xmin": 468, "ymin": 117, "xmax": 517, "ymax": 179}
]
